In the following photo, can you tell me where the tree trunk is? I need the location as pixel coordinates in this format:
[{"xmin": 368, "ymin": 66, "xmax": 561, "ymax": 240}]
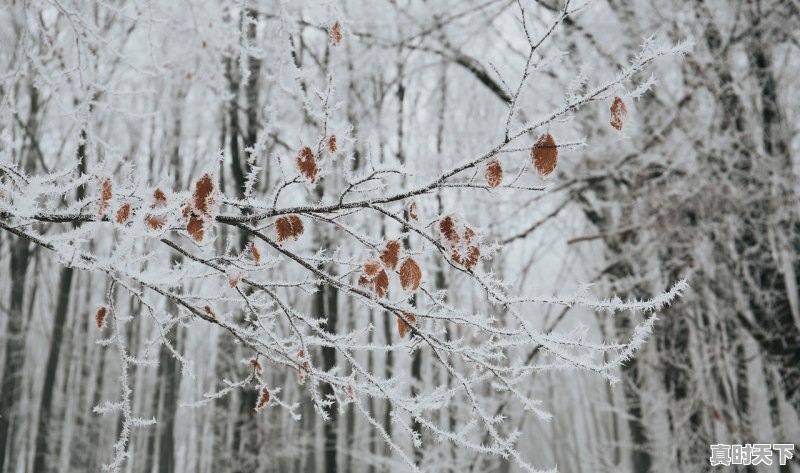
[
  {"xmin": 0, "ymin": 236, "xmax": 32, "ymax": 473},
  {"xmin": 31, "ymin": 266, "xmax": 74, "ymax": 472}
]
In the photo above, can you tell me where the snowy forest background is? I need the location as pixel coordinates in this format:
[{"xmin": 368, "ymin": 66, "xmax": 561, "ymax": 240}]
[{"xmin": 0, "ymin": 0, "xmax": 798, "ymax": 472}]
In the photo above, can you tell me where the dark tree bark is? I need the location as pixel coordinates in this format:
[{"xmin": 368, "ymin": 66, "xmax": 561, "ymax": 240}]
[
  {"xmin": 31, "ymin": 266, "xmax": 74, "ymax": 472},
  {"xmin": 0, "ymin": 81, "xmax": 38, "ymax": 473}
]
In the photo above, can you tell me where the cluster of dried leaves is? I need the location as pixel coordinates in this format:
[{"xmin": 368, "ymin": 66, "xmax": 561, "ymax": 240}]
[
  {"xmin": 275, "ymin": 215, "xmax": 305, "ymax": 243},
  {"xmin": 143, "ymin": 188, "xmax": 168, "ymax": 230},
  {"xmin": 439, "ymin": 215, "xmax": 480, "ymax": 270}
]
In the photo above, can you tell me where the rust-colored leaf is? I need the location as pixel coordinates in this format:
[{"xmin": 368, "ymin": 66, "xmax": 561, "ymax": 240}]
[
  {"xmin": 375, "ymin": 270, "xmax": 389, "ymax": 298},
  {"xmin": 532, "ymin": 132, "xmax": 558, "ymax": 177},
  {"xmin": 465, "ymin": 245, "xmax": 481, "ymax": 270},
  {"xmin": 485, "ymin": 159, "xmax": 503, "ymax": 188},
  {"xmin": 275, "ymin": 215, "xmax": 304, "ymax": 242},
  {"xmin": 99, "ymin": 178, "xmax": 112, "ymax": 216},
  {"xmin": 153, "ymin": 188, "xmax": 168, "ymax": 207},
  {"xmin": 439, "ymin": 216, "xmax": 459, "ymax": 244},
  {"xmin": 295, "ymin": 146, "xmax": 318, "ymax": 183},
  {"xmin": 144, "ymin": 215, "xmax": 166, "ymax": 231},
  {"xmin": 327, "ymin": 135, "xmax": 337, "ymax": 154},
  {"xmin": 255, "ymin": 387, "xmax": 270, "ymax": 409},
  {"xmin": 397, "ymin": 313, "xmax": 416, "ymax": 338},
  {"xmin": 408, "ymin": 202, "xmax": 418, "ymax": 221},
  {"xmin": 250, "ymin": 358, "xmax": 263, "ymax": 372},
  {"xmin": 115, "ymin": 204, "xmax": 131, "ymax": 224},
  {"xmin": 297, "ymin": 350, "xmax": 310, "ymax": 384},
  {"xmin": 187, "ymin": 213, "xmax": 205, "ymax": 241},
  {"xmin": 380, "ymin": 240, "xmax": 401, "ymax": 270},
  {"xmin": 399, "ymin": 258, "xmax": 422, "ymax": 291},
  {"xmin": 363, "ymin": 261, "xmax": 381, "ymax": 277},
  {"xmin": 95, "ymin": 306, "xmax": 108, "ymax": 329},
  {"xmin": 610, "ymin": 96, "xmax": 628, "ymax": 131},
  {"xmin": 329, "ymin": 20, "xmax": 342, "ymax": 46},
  {"xmin": 193, "ymin": 174, "xmax": 215, "ymax": 216},
  {"xmin": 464, "ymin": 226, "xmax": 475, "ymax": 242},
  {"xmin": 227, "ymin": 269, "xmax": 243, "ymax": 288},
  {"xmin": 204, "ymin": 304, "xmax": 216, "ymax": 318},
  {"xmin": 251, "ymin": 243, "xmax": 261, "ymax": 265}
]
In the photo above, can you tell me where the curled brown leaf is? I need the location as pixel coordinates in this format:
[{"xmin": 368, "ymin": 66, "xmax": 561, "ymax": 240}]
[
  {"xmin": 380, "ymin": 240, "xmax": 401, "ymax": 270},
  {"xmin": 610, "ymin": 96, "xmax": 628, "ymax": 131},
  {"xmin": 95, "ymin": 306, "xmax": 108, "ymax": 329},
  {"xmin": 296, "ymin": 146, "xmax": 318, "ymax": 183},
  {"xmin": 397, "ymin": 313, "xmax": 416, "ymax": 338},
  {"xmin": 375, "ymin": 270, "xmax": 389, "ymax": 298},
  {"xmin": 193, "ymin": 174, "xmax": 215, "ymax": 216},
  {"xmin": 329, "ymin": 20, "xmax": 342, "ymax": 46},
  {"xmin": 255, "ymin": 387, "xmax": 270, "ymax": 409},
  {"xmin": 187, "ymin": 213, "xmax": 205, "ymax": 241},
  {"xmin": 439, "ymin": 216, "xmax": 459, "ymax": 244},
  {"xmin": 99, "ymin": 178, "xmax": 112, "ymax": 216}
]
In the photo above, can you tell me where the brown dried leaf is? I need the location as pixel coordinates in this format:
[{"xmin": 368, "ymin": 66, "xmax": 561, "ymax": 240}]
[
  {"xmin": 99, "ymin": 178, "xmax": 112, "ymax": 216},
  {"xmin": 153, "ymin": 188, "xmax": 168, "ymax": 208},
  {"xmin": 204, "ymin": 305, "xmax": 216, "ymax": 318},
  {"xmin": 329, "ymin": 20, "xmax": 342, "ymax": 46},
  {"xmin": 250, "ymin": 358, "xmax": 263, "ymax": 372},
  {"xmin": 187, "ymin": 213, "xmax": 205, "ymax": 241},
  {"xmin": 116, "ymin": 204, "xmax": 131, "ymax": 225},
  {"xmin": 275, "ymin": 215, "xmax": 304, "ymax": 242},
  {"xmin": 297, "ymin": 350, "xmax": 310, "ymax": 384},
  {"xmin": 375, "ymin": 270, "xmax": 389, "ymax": 298},
  {"xmin": 95, "ymin": 306, "xmax": 108, "ymax": 329},
  {"xmin": 485, "ymin": 159, "xmax": 503, "ymax": 188},
  {"xmin": 327, "ymin": 135, "xmax": 337, "ymax": 154},
  {"xmin": 227, "ymin": 269, "xmax": 243, "ymax": 288},
  {"xmin": 256, "ymin": 387, "xmax": 270, "ymax": 410},
  {"xmin": 295, "ymin": 146, "xmax": 318, "ymax": 183},
  {"xmin": 363, "ymin": 261, "xmax": 381, "ymax": 277},
  {"xmin": 288, "ymin": 215, "xmax": 304, "ymax": 236},
  {"xmin": 144, "ymin": 215, "xmax": 166, "ymax": 231},
  {"xmin": 399, "ymin": 258, "xmax": 422, "ymax": 291},
  {"xmin": 251, "ymin": 243, "xmax": 262, "ymax": 265},
  {"xmin": 380, "ymin": 240, "xmax": 401, "ymax": 270},
  {"xmin": 532, "ymin": 132, "xmax": 558, "ymax": 177},
  {"xmin": 193, "ymin": 174, "xmax": 215, "ymax": 216},
  {"xmin": 408, "ymin": 202, "xmax": 418, "ymax": 221},
  {"xmin": 397, "ymin": 313, "xmax": 416, "ymax": 338},
  {"xmin": 464, "ymin": 226, "xmax": 475, "ymax": 242},
  {"xmin": 610, "ymin": 96, "xmax": 628, "ymax": 131},
  {"xmin": 465, "ymin": 245, "xmax": 481, "ymax": 270},
  {"xmin": 439, "ymin": 216, "xmax": 459, "ymax": 244}
]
